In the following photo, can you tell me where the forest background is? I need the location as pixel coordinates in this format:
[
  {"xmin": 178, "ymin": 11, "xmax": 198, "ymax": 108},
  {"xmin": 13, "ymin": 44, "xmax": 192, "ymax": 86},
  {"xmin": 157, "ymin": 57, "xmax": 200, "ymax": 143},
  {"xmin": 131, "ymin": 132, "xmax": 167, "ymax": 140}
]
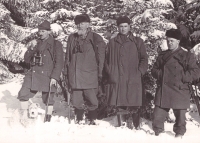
[{"xmin": 0, "ymin": 0, "xmax": 200, "ymax": 98}]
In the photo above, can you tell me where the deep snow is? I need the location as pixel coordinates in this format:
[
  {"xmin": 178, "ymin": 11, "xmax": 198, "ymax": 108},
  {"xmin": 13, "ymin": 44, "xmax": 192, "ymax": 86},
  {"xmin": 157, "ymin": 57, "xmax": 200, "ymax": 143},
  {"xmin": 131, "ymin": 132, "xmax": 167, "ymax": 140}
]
[{"xmin": 1, "ymin": 80, "xmax": 200, "ymax": 143}]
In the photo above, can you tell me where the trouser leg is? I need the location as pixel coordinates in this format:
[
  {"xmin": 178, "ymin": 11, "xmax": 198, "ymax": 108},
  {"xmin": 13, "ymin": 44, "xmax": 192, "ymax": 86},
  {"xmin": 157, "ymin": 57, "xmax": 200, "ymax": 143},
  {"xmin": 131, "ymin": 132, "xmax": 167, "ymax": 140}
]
[
  {"xmin": 83, "ymin": 88, "xmax": 98, "ymax": 121},
  {"xmin": 42, "ymin": 92, "xmax": 55, "ymax": 106},
  {"xmin": 131, "ymin": 107, "xmax": 141, "ymax": 129},
  {"xmin": 173, "ymin": 109, "xmax": 187, "ymax": 135},
  {"xmin": 152, "ymin": 106, "xmax": 169, "ymax": 134},
  {"xmin": 18, "ymin": 86, "xmax": 36, "ymax": 102},
  {"xmin": 42, "ymin": 92, "xmax": 55, "ymax": 122},
  {"xmin": 72, "ymin": 90, "xmax": 85, "ymax": 121},
  {"xmin": 117, "ymin": 106, "xmax": 140, "ymax": 129}
]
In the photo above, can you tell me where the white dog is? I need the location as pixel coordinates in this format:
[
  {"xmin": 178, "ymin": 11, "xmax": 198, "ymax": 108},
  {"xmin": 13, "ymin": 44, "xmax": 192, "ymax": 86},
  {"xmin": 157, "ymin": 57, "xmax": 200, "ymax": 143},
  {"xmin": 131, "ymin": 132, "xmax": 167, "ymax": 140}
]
[{"xmin": 28, "ymin": 100, "xmax": 45, "ymax": 119}]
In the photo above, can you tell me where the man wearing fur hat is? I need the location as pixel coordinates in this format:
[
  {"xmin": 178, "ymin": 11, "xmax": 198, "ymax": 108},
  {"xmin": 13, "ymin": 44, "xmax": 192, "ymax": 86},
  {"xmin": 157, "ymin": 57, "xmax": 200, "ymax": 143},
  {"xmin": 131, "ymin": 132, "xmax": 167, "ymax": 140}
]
[
  {"xmin": 104, "ymin": 16, "xmax": 148, "ymax": 129},
  {"xmin": 151, "ymin": 28, "xmax": 200, "ymax": 138},
  {"xmin": 63, "ymin": 14, "xmax": 106, "ymax": 125},
  {"xmin": 18, "ymin": 20, "xmax": 64, "ymax": 123}
]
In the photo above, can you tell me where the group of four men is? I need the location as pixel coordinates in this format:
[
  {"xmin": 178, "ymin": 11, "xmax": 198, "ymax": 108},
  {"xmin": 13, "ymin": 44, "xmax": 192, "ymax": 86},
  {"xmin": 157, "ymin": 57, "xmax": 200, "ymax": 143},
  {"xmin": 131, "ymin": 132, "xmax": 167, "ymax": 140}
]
[{"xmin": 17, "ymin": 13, "xmax": 199, "ymax": 138}]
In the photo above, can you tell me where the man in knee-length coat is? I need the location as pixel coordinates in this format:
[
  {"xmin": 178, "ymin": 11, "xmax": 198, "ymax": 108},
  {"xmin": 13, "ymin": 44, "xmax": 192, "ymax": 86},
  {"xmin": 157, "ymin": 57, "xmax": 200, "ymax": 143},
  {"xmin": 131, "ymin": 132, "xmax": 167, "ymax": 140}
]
[
  {"xmin": 18, "ymin": 20, "xmax": 64, "ymax": 122},
  {"xmin": 63, "ymin": 14, "xmax": 106, "ymax": 125},
  {"xmin": 151, "ymin": 28, "xmax": 200, "ymax": 137},
  {"xmin": 105, "ymin": 16, "xmax": 148, "ymax": 129}
]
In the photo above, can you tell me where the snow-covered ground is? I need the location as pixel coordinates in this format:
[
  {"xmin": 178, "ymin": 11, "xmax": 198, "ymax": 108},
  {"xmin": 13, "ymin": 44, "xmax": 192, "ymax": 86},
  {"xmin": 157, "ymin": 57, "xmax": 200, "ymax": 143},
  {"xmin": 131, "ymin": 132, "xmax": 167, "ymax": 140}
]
[{"xmin": 1, "ymin": 81, "xmax": 200, "ymax": 143}]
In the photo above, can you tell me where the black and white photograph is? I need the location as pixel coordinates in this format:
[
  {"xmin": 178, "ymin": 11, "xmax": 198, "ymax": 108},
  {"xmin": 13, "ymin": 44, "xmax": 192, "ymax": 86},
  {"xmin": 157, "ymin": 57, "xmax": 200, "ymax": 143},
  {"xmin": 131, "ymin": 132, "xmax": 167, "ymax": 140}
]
[{"xmin": 0, "ymin": 0, "xmax": 200, "ymax": 142}]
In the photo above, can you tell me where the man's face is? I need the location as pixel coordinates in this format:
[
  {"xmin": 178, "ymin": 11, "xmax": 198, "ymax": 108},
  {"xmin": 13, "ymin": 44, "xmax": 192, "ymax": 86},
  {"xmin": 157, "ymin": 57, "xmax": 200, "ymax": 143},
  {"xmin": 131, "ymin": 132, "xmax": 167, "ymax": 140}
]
[
  {"xmin": 166, "ymin": 37, "xmax": 180, "ymax": 51},
  {"xmin": 77, "ymin": 22, "xmax": 90, "ymax": 31},
  {"xmin": 38, "ymin": 29, "xmax": 50, "ymax": 40},
  {"xmin": 118, "ymin": 23, "xmax": 130, "ymax": 35}
]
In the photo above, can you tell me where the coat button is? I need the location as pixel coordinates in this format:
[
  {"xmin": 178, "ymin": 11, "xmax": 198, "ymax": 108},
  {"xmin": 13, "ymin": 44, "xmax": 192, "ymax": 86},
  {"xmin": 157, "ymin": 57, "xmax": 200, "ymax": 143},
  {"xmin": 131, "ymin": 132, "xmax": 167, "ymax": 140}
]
[
  {"xmin": 120, "ymin": 64, "xmax": 123, "ymax": 67},
  {"xmin": 120, "ymin": 54, "xmax": 123, "ymax": 57},
  {"xmin": 41, "ymin": 71, "xmax": 44, "ymax": 73},
  {"xmin": 44, "ymin": 55, "xmax": 46, "ymax": 56},
  {"xmin": 33, "ymin": 71, "xmax": 35, "ymax": 73},
  {"xmin": 164, "ymin": 82, "xmax": 166, "ymax": 85},
  {"xmin": 121, "ymin": 46, "xmax": 123, "ymax": 48}
]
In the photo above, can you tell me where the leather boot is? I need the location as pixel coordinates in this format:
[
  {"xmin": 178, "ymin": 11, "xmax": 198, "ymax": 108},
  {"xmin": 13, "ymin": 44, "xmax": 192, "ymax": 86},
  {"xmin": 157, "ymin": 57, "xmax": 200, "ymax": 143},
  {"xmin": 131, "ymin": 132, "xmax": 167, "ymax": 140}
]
[
  {"xmin": 87, "ymin": 110, "xmax": 97, "ymax": 125},
  {"xmin": 132, "ymin": 109, "xmax": 141, "ymax": 130},
  {"xmin": 75, "ymin": 109, "xmax": 84, "ymax": 124}
]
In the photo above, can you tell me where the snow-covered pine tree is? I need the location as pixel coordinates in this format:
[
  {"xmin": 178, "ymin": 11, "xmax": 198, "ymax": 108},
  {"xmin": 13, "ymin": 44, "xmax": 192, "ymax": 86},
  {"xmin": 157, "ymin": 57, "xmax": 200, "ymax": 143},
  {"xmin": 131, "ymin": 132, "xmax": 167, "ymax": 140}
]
[{"xmin": 0, "ymin": 0, "xmax": 177, "ymax": 94}]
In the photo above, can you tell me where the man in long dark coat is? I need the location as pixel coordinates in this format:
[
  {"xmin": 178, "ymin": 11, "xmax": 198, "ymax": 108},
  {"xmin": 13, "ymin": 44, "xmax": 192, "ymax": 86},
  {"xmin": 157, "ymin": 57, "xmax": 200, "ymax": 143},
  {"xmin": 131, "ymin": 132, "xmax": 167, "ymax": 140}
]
[
  {"xmin": 63, "ymin": 14, "xmax": 106, "ymax": 125},
  {"xmin": 18, "ymin": 20, "xmax": 64, "ymax": 122},
  {"xmin": 151, "ymin": 29, "xmax": 200, "ymax": 138},
  {"xmin": 105, "ymin": 16, "xmax": 148, "ymax": 129}
]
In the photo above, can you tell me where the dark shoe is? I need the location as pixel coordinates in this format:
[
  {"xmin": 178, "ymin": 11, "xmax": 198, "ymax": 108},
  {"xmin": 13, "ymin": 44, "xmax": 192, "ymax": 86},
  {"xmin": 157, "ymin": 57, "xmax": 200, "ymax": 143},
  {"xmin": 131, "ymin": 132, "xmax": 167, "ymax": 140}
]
[
  {"xmin": 155, "ymin": 131, "xmax": 160, "ymax": 136},
  {"xmin": 88, "ymin": 120, "xmax": 96, "ymax": 125},
  {"xmin": 44, "ymin": 114, "xmax": 52, "ymax": 122},
  {"xmin": 132, "ymin": 110, "xmax": 140, "ymax": 129},
  {"xmin": 75, "ymin": 109, "xmax": 84, "ymax": 121},
  {"xmin": 154, "ymin": 131, "xmax": 165, "ymax": 136},
  {"xmin": 87, "ymin": 110, "xmax": 97, "ymax": 121},
  {"xmin": 75, "ymin": 120, "xmax": 85, "ymax": 125},
  {"xmin": 175, "ymin": 134, "xmax": 183, "ymax": 138}
]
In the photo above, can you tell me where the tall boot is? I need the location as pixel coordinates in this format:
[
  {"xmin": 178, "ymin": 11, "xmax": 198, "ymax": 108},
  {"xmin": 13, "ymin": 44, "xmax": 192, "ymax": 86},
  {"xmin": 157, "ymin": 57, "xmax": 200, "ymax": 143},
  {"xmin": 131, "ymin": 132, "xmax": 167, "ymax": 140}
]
[
  {"xmin": 132, "ymin": 108, "xmax": 141, "ymax": 130},
  {"xmin": 75, "ymin": 109, "xmax": 84, "ymax": 124},
  {"xmin": 87, "ymin": 110, "xmax": 97, "ymax": 125},
  {"xmin": 44, "ymin": 106, "xmax": 53, "ymax": 122},
  {"xmin": 117, "ymin": 114, "xmax": 126, "ymax": 127}
]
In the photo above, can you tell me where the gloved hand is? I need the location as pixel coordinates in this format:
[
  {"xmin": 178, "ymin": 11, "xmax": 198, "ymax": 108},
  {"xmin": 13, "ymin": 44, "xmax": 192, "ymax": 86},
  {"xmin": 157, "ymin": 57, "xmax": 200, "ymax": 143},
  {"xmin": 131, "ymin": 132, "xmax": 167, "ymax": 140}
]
[{"xmin": 50, "ymin": 78, "xmax": 57, "ymax": 87}]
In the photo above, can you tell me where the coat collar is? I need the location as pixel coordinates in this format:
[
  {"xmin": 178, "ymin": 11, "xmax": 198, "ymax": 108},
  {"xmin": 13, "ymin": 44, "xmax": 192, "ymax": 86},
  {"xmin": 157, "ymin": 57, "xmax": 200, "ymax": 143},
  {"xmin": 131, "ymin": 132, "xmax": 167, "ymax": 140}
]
[
  {"xmin": 173, "ymin": 47, "xmax": 185, "ymax": 61},
  {"xmin": 161, "ymin": 47, "xmax": 181, "ymax": 63},
  {"xmin": 114, "ymin": 31, "xmax": 135, "ymax": 44},
  {"xmin": 37, "ymin": 35, "xmax": 54, "ymax": 47},
  {"xmin": 46, "ymin": 35, "xmax": 55, "ymax": 46}
]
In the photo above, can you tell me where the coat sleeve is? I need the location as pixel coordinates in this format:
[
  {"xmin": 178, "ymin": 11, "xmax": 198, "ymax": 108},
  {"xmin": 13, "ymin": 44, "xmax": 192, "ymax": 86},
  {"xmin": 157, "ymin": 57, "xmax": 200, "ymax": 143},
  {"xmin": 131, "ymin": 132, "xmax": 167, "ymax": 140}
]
[
  {"xmin": 137, "ymin": 38, "xmax": 148, "ymax": 75},
  {"xmin": 182, "ymin": 53, "xmax": 200, "ymax": 83},
  {"xmin": 50, "ymin": 41, "xmax": 64, "ymax": 81},
  {"xmin": 96, "ymin": 34, "xmax": 106, "ymax": 77},
  {"xmin": 151, "ymin": 56, "xmax": 163, "ymax": 80},
  {"xmin": 63, "ymin": 35, "xmax": 73, "ymax": 76}
]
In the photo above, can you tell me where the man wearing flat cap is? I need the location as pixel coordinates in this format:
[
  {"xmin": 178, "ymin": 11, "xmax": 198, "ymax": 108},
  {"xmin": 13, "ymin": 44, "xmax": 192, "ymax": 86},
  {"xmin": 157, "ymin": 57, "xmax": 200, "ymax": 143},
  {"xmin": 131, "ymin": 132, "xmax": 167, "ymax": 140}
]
[
  {"xmin": 104, "ymin": 16, "xmax": 148, "ymax": 129},
  {"xmin": 151, "ymin": 28, "xmax": 200, "ymax": 137},
  {"xmin": 63, "ymin": 14, "xmax": 106, "ymax": 125},
  {"xmin": 18, "ymin": 20, "xmax": 64, "ymax": 123}
]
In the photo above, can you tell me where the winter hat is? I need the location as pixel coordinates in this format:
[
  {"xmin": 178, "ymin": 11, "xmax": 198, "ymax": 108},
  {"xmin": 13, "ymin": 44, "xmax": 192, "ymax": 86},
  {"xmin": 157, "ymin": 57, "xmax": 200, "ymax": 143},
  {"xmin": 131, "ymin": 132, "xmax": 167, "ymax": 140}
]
[
  {"xmin": 116, "ymin": 16, "xmax": 131, "ymax": 26},
  {"xmin": 38, "ymin": 20, "xmax": 51, "ymax": 30},
  {"xmin": 165, "ymin": 29, "xmax": 182, "ymax": 40},
  {"xmin": 74, "ymin": 14, "xmax": 90, "ymax": 25}
]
